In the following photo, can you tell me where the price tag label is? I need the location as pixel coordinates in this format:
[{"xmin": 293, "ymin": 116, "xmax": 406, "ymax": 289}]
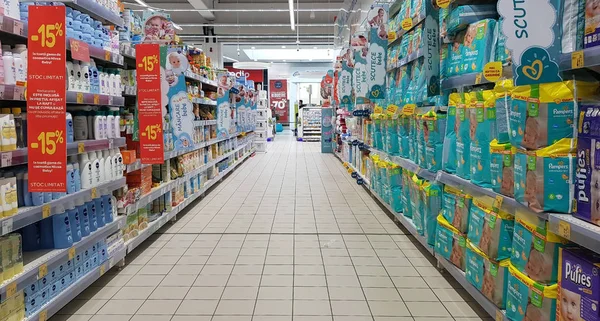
[
  {"xmin": 6, "ymin": 282, "xmax": 17, "ymax": 297},
  {"xmin": 13, "ymin": 20, "xmax": 23, "ymax": 36},
  {"xmin": 42, "ymin": 204, "xmax": 51, "ymax": 218},
  {"xmin": 558, "ymin": 220, "xmax": 571, "ymax": 239},
  {"xmin": 475, "ymin": 73, "xmax": 482, "ymax": 85},
  {"xmin": 76, "ymin": 92, "xmax": 84, "ymax": 103},
  {"xmin": 68, "ymin": 247, "xmax": 76, "ymax": 260},
  {"xmin": 104, "ymin": 50, "xmax": 111, "ymax": 61},
  {"xmin": 401, "ymin": 18, "xmax": 413, "ymax": 30},
  {"xmin": 572, "ymin": 51, "xmax": 584, "ymax": 69},
  {"xmin": 39, "ymin": 263, "xmax": 48, "ymax": 278},
  {"xmin": 496, "ymin": 310, "xmax": 503, "ymax": 321},
  {"xmin": 2, "ymin": 218, "xmax": 13, "ymax": 235},
  {"xmin": 91, "ymin": 187, "xmax": 97, "ymax": 198},
  {"xmin": 436, "ymin": 0, "xmax": 450, "ymax": 8},
  {"xmin": 93, "ymin": 94, "xmax": 100, "ymax": 105},
  {"xmin": 1, "ymin": 152, "xmax": 12, "ymax": 167},
  {"xmin": 78, "ymin": 143, "xmax": 85, "ymax": 153},
  {"xmin": 69, "ymin": 39, "xmax": 90, "ymax": 63},
  {"xmin": 100, "ymin": 265, "xmax": 105, "ymax": 276},
  {"xmin": 347, "ymin": 168, "xmax": 353, "ymax": 174},
  {"xmin": 39, "ymin": 310, "xmax": 48, "ymax": 321},
  {"xmin": 483, "ymin": 62, "xmax": 503, "ymax": 82}
]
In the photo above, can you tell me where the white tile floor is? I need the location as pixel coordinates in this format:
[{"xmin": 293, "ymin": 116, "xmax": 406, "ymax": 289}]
[{"xmin": 51, "ymin": 134, "xmax": 493, "ymax": 321}]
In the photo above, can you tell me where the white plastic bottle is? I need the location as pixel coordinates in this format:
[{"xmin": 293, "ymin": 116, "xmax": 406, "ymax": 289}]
[
  {"xmin": 113, "ymin": 148, "xmax": 123, "ymax": 177},
  {"xmin": 72, "ymin": 61, "xmax": 82, "ymax": 92},
  {"xmin": 13, "ymin": 45, "xmax": 26, "ymax": 79},
  {"xmin": 66, "ymin": 112, "xmax": 74, "ymax": 143},
  {"xmin": 80, "ymin": 62, "xmax": 90, "ymax": 93},
  {"xmin": 89, "ymin": 60, "xmax": 99, "ymax": 94},
  {"xmin": 115, "ymin": 71, "xmax": 121, "ymax": 96},
  {"xmin": 73, "ymin": 111, "xmax": 88, "ymax": 141},
  {"xmin": 91, "ymin": 151, "xmax": 101, "ymax": 186},
  {"xmin": 101, "ymin": 111, "xmax": 108, "ymax": 139},
  {"xmin": 96, "ymin": 151, "xmax": 105, "ymax": 184},
  {"xmin": 2, "ymin": 47, "xmax": 15, "ymax": 85},
  {"xmin": 66, "ymin": 61, "xmax": 75, "ymax": 91},
  {"xmin": 113, "ymin": 111, "xmax": 120, "ymax": 138},
  {"xmin": 103, "ymin": 150, "xmax": 113, "ymax": 182},
  {"xmin": 100, "ymin": 71, "xmax": 108, "ymax": 95},
  {"xmin": 93, "ymin": 111, "xmax": 103, "ymax": 139},
  {"xmin": 106, "ymin": 111, "xmax": 114, "ymax": 138},
  {"xmin": 11, "ymin": 49, "xmax": 24, "ymax": 83},
  {"xmin": 79, "ymin": 152, "xmax": 93, "ymax": 189}
]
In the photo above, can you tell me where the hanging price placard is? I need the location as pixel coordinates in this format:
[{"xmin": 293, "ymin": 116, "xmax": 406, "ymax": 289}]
[
  {"xmin": 136, "ymin": 44, "xmax": 164, "ymax": 164},
  {"xmin": 27, "ymin": 6, "xmax": 67, "ymax": 192}
]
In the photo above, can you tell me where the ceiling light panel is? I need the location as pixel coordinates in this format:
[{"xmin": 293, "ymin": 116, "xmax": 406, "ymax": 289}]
[{"xmin": 242, "ymin": 48, "xmax": 334, "ymax": 61}]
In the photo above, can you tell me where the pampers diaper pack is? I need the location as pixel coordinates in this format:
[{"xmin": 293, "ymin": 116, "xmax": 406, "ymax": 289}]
[
  {"xmin": 446, "ymin": 5, "xmax": 497, "ymax": 35},
  {"xmin": 457, "ymin": 93, "xmax": 472, "ymax": 179},
  {"xmin": 422, "ymin": 109, "xmax": 447, "ymax": 172},
  {"xmin": 436, "ymin": 215, "xmax": 467, "ymax": 271},
  {"xmin": 469, "ymin": 90, "xmax": 497, "ymax": 188},
  {"xmin": 468, "ymin": 199, "xmax": 514, "ymax": 260},
  {"xmin": 455, "ymin": 19, "xmax": 497, "ymax": 76},
  {"xmin": 514, "ymin": 139, "xmax": 576, "ymax": 213},
  {"xmin": 506, "ymin": 264, "xmax": 557, "ymax": 321},
  {"xmin": 494, "ymin": 80, "xmax": 513, "ymax": 144},
  {"xmin": 441, "ymin": 185, "xmax": 472, "ymax": 233},
  {"xmin": 495, "ymin": 18, "xmax": 511, "ymax": 64},
  {"xmin": 575, "ymin": 104, "xmax": 600, "ymax": 226},
  {"xmin": 423, "ymin": 182, "xmax": 442, "ymax": 246},
  {"xmin": 399, "ymin": 114, "xmax": 411, "ymax": 158},
  {"xmin": 402, "ymin": 170, "xmax": 414, "ymax": 218},
  {"xmin": 512, "ymin": 211, "xmax": 568, "ymax": 285},
  {"xmin": 466, "ymin": 241, "xmax": 509, "ymax": 309},
  {"xmin": 490, "ymin": 140, "xmax": 516, "ymax": 198},
  {"xmin": 443, "ymin": 94, "xmax": 459, "ymax": 173},
  {"xmin": 509, "ymin": 81, "xmax": 598, "ymax": 150},
  {"xmin": 558, "ymin": 247, "xmax": 600, "ymax": 321}
]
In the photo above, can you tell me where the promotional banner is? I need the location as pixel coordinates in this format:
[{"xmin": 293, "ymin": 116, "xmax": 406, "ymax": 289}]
[
  {"xmin": 366, "ymin": 5, "xmax": 388, "ymax": 100},
  {"xmin": 235, "ymin": 84, "xmax": 247, "ymax": 133},
  {"xmin": 321, "ymin": 70, "xmax": 334, "ymax": 107},
  {"xmin": 339, "ymin": 49, "xmax": 354, "ymax": 110},
  {"xmin": 136, "ymin": 44, "xmax": 164, "ymax": 163},
  {"xmin": 216, "ymin": 72, "xmax": 236, "ymax": 139},
  {"xmin": 269, "ymin": 79, "xmax": 288, "ymax": 123},
  {"xmin": 352, "ymin": 33, "xmax": 369, "ymax": 104},
  {"xmin": 27, "ymin": 6, "xmax": 67, "ymax": 192},
  {"xmin": 142, "ymin": 11, "xmax": 176, "ymax": 44},
  {"xmin": 498, "ymin": 0, "xmax": 562, "ymax": 85},
  {"xmin": 321, "ymin": 108, "xmax": 334, "ymax": 153},
  {"xmin": 225, "ymin": 67, "xmax": 264, "ymax": 89}
]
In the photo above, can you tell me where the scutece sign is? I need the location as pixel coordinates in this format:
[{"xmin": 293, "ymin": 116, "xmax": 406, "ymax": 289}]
[
  {"xmin": 498, "ymin": 0, "xmax": 562, "ymax": 85},
  {"xmin": 269, "ymin": 79, "xmax": 288, "ymax": 122}
]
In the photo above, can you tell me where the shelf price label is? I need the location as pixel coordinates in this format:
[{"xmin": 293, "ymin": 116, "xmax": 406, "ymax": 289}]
[
  {"xmin": 27, "ymin": 5, "xmax": 67, "ymax": 193},
  {"xmin": 39, "ymin": 310, "xmax": 48, "ymax": 321},
  {"xmin": 38, "ymin": 263, "xmax": 48, "ymax": 278},
  {"xmin": 572, "ymin": 51, "xmax": 584, "ymax": 69},
  {"xmin": 69, "ymin": 38, "xmax": 90, "ymax": 62},
  {"xmin": 6, "ymin": 282, "xmax": 16, "ymax": 297},
  {"xmin": 136, "ymin": 44, "xmax": 164, "ymax": 164},
  {"xmin": 558, "ymin": 220, "xmax": 571, "ymax": 239}
]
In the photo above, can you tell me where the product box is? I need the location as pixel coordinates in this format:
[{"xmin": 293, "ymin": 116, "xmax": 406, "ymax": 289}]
[
  {"xmin": 121, "ymin": 149, "xmax": 136, "ymax": 165},
  {"xmin": 558, "ymin": 247, "xmax": 600, "ymax": 321},
  {"xmin": 575, "ymin": 104, "xmax": 600, "ymax": 226}
]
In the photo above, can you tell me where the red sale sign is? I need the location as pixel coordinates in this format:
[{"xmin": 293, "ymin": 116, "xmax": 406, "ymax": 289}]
[
  {"xmin": 27, "ymin": 6, "xmax": 67, "ymax": 192},
  {"xmin": 269, "ymin": 79, "xmax": 288, "ymax": 123},
  {"xmin": 136, "ymin": 44, "xmax": 164, "ymax": 164}
]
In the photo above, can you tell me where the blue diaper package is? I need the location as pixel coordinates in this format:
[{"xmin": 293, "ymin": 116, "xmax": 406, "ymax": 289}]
[
  {"xmin": 416, "ymin": 114, "xmax": 427, "ymax": 166},
  {"xmin": 490, "ymin": 140, "xmax": 516, "ymax": 198},
  {"xmin": 466, "ymin": 242, "xmax": 509, "ymax": 308},
  {"xmin": 391, "ymin": 186, "xmax": 403, "ymax": 213},
  {"xmin": 440, "ymin": 7, "xmax": 450, "ymax": 40},
  {"xmin": 399, "ymin": 115, "xmax": 411, "ymax": 158},
  {"xmin": 575, "ymin": 104, "xmax": 600, "ymax": 226},
  {"xmin": 494, "ymin": 80, "xmax": 513, "ymax": 144},
  {"xmin": 506, "ymin": 264, "xmax": 557, "ymax": 321},
  {"xmin": 514, "ymin": 140, "xmax": 576, "ymax": 213},
  {"xmin": 469, "ymin": 90, "xmax": 497, "ymax": 188},
  {"xmin": 423, "ymin": 182, "xmax": 442, "ymax": 246},
  {"xmin": 467, "ymin": 199, "xmax": 514, "ymax": 260},
  {"xmin": 456, "ymin": 19, "xmax": 497, "ymax": 76},
  {"xmin": 386, "ymin": 117, "xmax": 400, "ymax": 156},
  {"xmin": 441, "ymin": 185, "xmax": 472, "ymax": 233},
  {"xmin": 446, "ymin": 5, "xmax": 497, "ymax": 35},
  {"xmin": 456, "ymin": 94, "xmax": 472, "ymax": 180},
  {"xmin": 436, "ymin": 215, "xmax": 467, "ymax": 271},
  {"xmin": 443, "ymin": 93, "xmax": 459, "ymax": 173},
  {"xmin": 495, "ymin": 18, "xmax": 511, "ymax": 64},
  {"xmin": 423, "ymin": 109, "xmax": 447, "ymax": 172},
  {"xmin": 402, "ymin": 170, "xmax": 414, "ymax": 218},
  {"xmin": 409, "ymin": 175, "xmax": 425, "ymax": 235}
]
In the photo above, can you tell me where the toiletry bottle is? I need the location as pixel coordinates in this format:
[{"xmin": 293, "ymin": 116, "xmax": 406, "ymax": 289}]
[
  {"xmin": 101, "ymin": 188, "xmax": 113, "ymax": 223},
  {"xmin": 79, "ymin": 152, "xmax": 93, "ymax": 189},
  {"xmin": 101, "ymin": 111, "xmax": 108, "ymax": 139},
  {"xmin": 94, "ymin": 195, "xmax": 105, "ymax": 228},
  {"xmin": 66, "ymin": 61, "xmax": 75, "ymax": 90},
  {"xmin": 72, "ymin": 61, "xmax": 82, "ymax": 92},
  {"xmin": 91, "ymin": 151, "xmax": 101, "ymax": 186},
  {"xmin": 113, "ymin": 111, "xmax": 120, "ymax": 138},
  {"xmin": 66, "ymin": 164, "xmax": 75, "ymax": 194},
  {"xmin": 12, "ymin": 49, "xmax": 24, "ymax": 83},
  {"xmin": 65, "ymin": 201, "xmax": 81, "ymax": 243},
  {"xmin": 2, "ymin": 45, "xmax": 15, "ymax": 85},
  {"xmin": 103, "ymin": 149, "xmax": 113, "ymax": 182},
  {"xmin": 76, "ymin": 197, "xmax": 90, "ymax": 237},
  {"xmin": 115, "ymin": 71, "xmax": 121, "ymax": 95},
  {"xmin": 7, "ymin": 117, "xmax": 16, "ymax": 150},
  {"xmin": 106, "ymin": 111, "xmax": 114, "ymax": 138},
  {"xmin": 96, "ymin": 150, "xmax": 105, "ymax": 184},
  {"xmin": 80, "ymin": 61, "xmax": 90, "ymax": 93},
  {"xmin": 71, "ymin": 160, "xmax": 81, "ymax": 192},
  {"xmin": 93, "ymin": 111, "xmax": 103, "ymax": 139},
  {"xmin": 52, "ymin": 204, "xmax": 73, "ymax": 249},
  {"xmin": 84, "ymin": 194, "xmax": 97, "ymax": 233},
  {"xmin": 13, "ymin": 44, "xmax": 26, "ymax": 79},
  {"xmin": 73, "ymin": 111, "xmax": 88, "ymax": 141},
  {"xmin": 66, "ymin": 112, "xmax": 74, "ymax": 143},
  {"xmin": 114, "ymin": 148, "xmax": 123, "ymax": 177},
  {"xmin": 21, "ymin": 223, "xmax": 40, "ymax": 251},
  {"xmin": 89, "ymin": 60, "xmax": 99, "ymax": 94},
  {"xmin": 40, "ymin": 216, "xmax": 54, "ymax": 249},
  {"xmin": 44, "ymin": 191, "xmax": 52, "ymax": 203},
  {"xmin": 13, "ymin": 108, "xmax": 23, "ymax": 148}
]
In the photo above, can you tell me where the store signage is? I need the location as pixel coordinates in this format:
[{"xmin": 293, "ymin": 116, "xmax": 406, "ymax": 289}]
[
  {"xmin": 225, "ymin": 67, "xmax": 264, "ymax": 89},
  {"xmin": 498, "ymin": 0, "xmax": 562, "ymax": 85},
  {"xmin": 69, "ymin": 39, "xmax": 90, "ymax": 62},
  {"xmin": 136, "ymin": 44, "xmax": 164, "ymax": 164},
  {"xmin": 27, "ymin": 5, "xmax": 67, "ymax": 192},
  {"xmin": 269, "ymin": 79, "xmax": 288, "ymax": 123},
  {"xmin": 353, "ymin": 33, "xmax": 369, "ymax": 104},
  {"xmin": 339, "ymin": 48, "xmax": 354, "ymax": 110},
  {"xmin": 366, "ymin": 5, "xmax": 389, "ymax": 100}
]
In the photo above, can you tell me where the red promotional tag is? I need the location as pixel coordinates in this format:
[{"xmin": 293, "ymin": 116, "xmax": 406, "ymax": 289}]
[
  {"xmin": 69, "ymin": 38, "xmax": 90, "ymax": 62},
  {"xmin": 27, "ymin": 6, "xmax": 67, "ymax": 192},
  {"xmin": 136, "ymin": 44, "xmax": 164, "ymax": 164}
]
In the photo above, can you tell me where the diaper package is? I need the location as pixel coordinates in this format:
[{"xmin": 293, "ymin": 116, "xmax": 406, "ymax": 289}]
[
  {"xmin": 575, "ymin": 104, "xmax": 600, "ymax": 226},
  {"xmin": 454, "ymin": 19, "xmax": 498, "ymax": 76},
  {"xmin": 446, "ymin": 40, "xmax": 463, "ymax": 77},
  {"xmin": 436, "ymin": 215, "xmax": 467, "ymax": 271},
  {"xmin": 469, "ymin": 90, "xmax": 497, "ymax": 188},
  {"xmin": 423, "ymin": 182, "xmax": 442, "ymax": 246},
  {"xmin": 558, "ymin": 247, "xmax": 600, "ymax": 321},
  {"xmin": 457, "ymin": 93, "xmax": 472, "ymax": 179},
  {"xmin": 402, "ymin": 170, "xmax": 414, "ymax": 218},
  {"xmin": 509, "ymin": 81, "xmax": 598, "ymax": 150},
  {"xmin": 412, "ymin": 24, "xmax": 423, "ymax": 54},
  {"xmin": 411, "ymin": 0, "xmax": 424, "ymax": 19},
  {"xmin": 423, "ymin": 109, "xmax": 447, "ymax": 172},
  {"xmin": 490, "ymin": 140, "xmax": 516, "ymax": 197},
  {"xmin": 562, "ymin": 0, "xmax": 585, "ymax": 52},
  {"xmin": 495, "ymin": 18, "xmax": 511, "ymax": 64},
  {"xmin": 466, "ymin": 242, "xmax": 509, "ymax": 309},
  {"xmin": 410, "ymin": 175, "xmax": 425, "ymax": 235},
  {"xmin": 511, "ymin": 210, "xmax": 568, "ymax": 285},
  {"xmin": 446, "ymin": 5, "xmax": 497, "ymax": 35},
  {"xmin": 584, "ymin": 0, "xmax": 600, "ymax": 48},
  {"xmin": 386, "ymin": 117, "xmax": 400, "ymax": 156},
  {"xmin": 443, "ymin": 93, "xmax": 459, "ymax": 173},
  {"xmin": 467, "ymin": 199, "xmax": 514, "ymax": 260},
  {"xmin": 399, "ymin": 114, "xmax": 411, "ymax": 158},
  {"xmin": 506, "ymin": 264, "xmax": 557, "ymax": 321},
  {"xmin": 514, "ymin": 139, "xmax": 576, "ymax": 213},
  {"xmin": 416, "ymin": 114, "xmax": 427, "ymax": 166},
  {"xmin": 441, "ymin": 185, "xmax": 472, "ymax": 233},
  {"xmin": 494, "ymin": 79, "xmax": 513, "ymax": 144},
  {"xmin": 440, "ymin": 7, "xmax": 450, "ymax": 40}
]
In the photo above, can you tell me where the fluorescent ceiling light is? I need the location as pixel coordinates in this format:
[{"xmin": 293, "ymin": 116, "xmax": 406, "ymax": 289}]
[
  {"xmin": 134, "ymin": 0, "xmax": 148, "ymax": 7},
  {"xmin": 223, "ymin": 56, "xmax": 239, "ymax": 62},
  {"xmin": 233, "ymin": 62, "xmax": 271, "ymax": 70},
  {"xmin": 251, "ymin": 47, "xmax": 255, "ymax": 49},
  {"xmin": 288, "ymin": 0, "xmax": 295, "ymax": 31},
  {"xmin": 281, "ymin": 46, "xmax": 286, "ymax": 48},
  {"xmin": 242, "ymin": 48, "xmax": 334, "ymax": 61}
]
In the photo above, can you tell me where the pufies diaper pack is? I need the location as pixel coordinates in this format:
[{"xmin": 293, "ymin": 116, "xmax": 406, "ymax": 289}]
[
  {"xmin": 511, "ymin": 211, "xmax": 568, "ymax": 285},
  {"xmin": 506, "ymin": 264, "xmax": 557, "ymax": 321},
  {"xmin": 509, "ymin": 81, "xmax": 598, "ymax": 150},
  {"xmin": 514, "ymin": 139, "xmax": 576, "ymax": 213},
  {"xmin": 584, "ymin": 0, "xmax": 600, "ymax": 48},
  {"xmin": 490, "ymin": 140, "xmax": 516, "ymax": 197},
  {"xmin": 466, "ymin": 241, "xmax": 509, "ymax": 309},
  {"xmin": 422, "ymin": 109, "xmax": 447, "ymax": 172},
  {"xmin": 454, "ymin": 19, "xmax": 498, "ymax": 76},
  {"xmin": 457, "ymin": 93, "xmax": 472, "ymax": 179},
  {"xmin": 441, "ymin": 185, "xmax": 472, "ymax": 233},
  {"xmin": 558, "ymin": 247, "xmax": 600, "ymax": 321},
  {"xmin": 468, "ymin": 199, "xmax": 514, "ymax": 260},
  {"xmin": 446, "ymin": 5, "xmax": 497, "ymax": 35},
  {"xmin": 469, "ymin": 90, "xmax": 497, "ymax": 188},
  {"xmin": 436, "ymin": 215, "xmax": 467, "ymax": 271},
  {"xmin": 575, "ymin": 104, "xmax": 600, "ymax": 226},
  {"xmin": 494, "ymin": 79, "xmax": 513, "ymax": 144},
  {"xmin": 443, "ymin": 94, "xmax": 459, "ymax": 173}
]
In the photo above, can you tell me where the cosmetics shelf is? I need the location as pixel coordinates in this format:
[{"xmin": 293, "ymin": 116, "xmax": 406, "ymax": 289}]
[
  {"xmin": 25, "ymin": 245, "xmax": 126, "ymax": 321},
  {"xmin": 192, "ymin": 97, "xmax": 217, "ymax": 106},
  {"xmin": 125, "ymin": 160, "xmax": 151, "ymax": 174},
  {"xmin": 548, "ymin": 214, "xmax": 600, "ymax": 253},
  {"xmin": 0, "ymin": 138, "xmax": 126, "ymax": 169},
  {"xmin": 0, "ymin": 14, "xmax": 26, "ymax": 44},
  {"xmin": 119, "ymin": 45, "xmax": 136, "ymax": 62},
  {"xmin": 0, "ymin": 215, "xmax": 125, "ymax": 301},
  {"xmin": 0, "ymin": 178, "xmax": 125, "ymax": 237},
  {"xmin": 368, "ymin": 147, "xmax": 437, "ymax": 181},
  {"xmin": 66, "ymin": 39, "xmax": 124, "ymax": 68},
  {"xmin": 123, "ymin": 86, "xmax": 136, "ymax": 96},
  {"xmin": 559, "ymin": 47, "xmax": 600, "ymax": 72},
  {"xmin": 164, "ymin": 133, "xmax": 244, "ymax": 160},
  {"xmin": 65, "ymin": 91, "xmax": 125, "ymax": 107},
  {"xmin": 184, "ymin": 70, "xmax": 219, "ymax": 90},
  {"xmin": 441, "ymin": 72, "xmax": 493, "ymax": 90},
  {"xmin": 125, "ymin": 146, "xmax": 255, "ymax": 253},
  {"xmin": 66, "ymin": 0, "xmax": 124, "ymax": 27},
  {"xmin": 388, "ymin": 13, "xmax": 426, "ymax": 47},
  {"xmin": 387, "ymin": 48, "xmax": 424, "ymax": 72}
]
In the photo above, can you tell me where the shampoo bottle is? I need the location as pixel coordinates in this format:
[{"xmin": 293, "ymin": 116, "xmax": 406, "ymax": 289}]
[
  {"xmin": 73, "ymin": 162, "xmax": 81, "ymax": 192},
  {"xmin": 72, "ymin": 61, "xmax": 82, "ymax": 91},
  {"xmin": 12, "ymin": 49, "xmax": 24, "ymax": 82},
  {"xmin": 91, "ymin": 151, "xmax": 101, "ymax": 186},
  {"xmin": 65, "ymin": 201, "xmax": 81, "ymax": 243},
  {"xmin": 67, "ymin": 61, "xmax": 75, "ymax": 90},
  {"xmin": 73, "ymin": 111, "xmax": 88, "ymax": 141},
  {"xmin": 76, "ymin": 197, "xmax": 90, "ymax": 237},
  {"xmin": 80, "ymin": 61, "xmax": 90, "ymax": 93},
  {"xmin": 113, "ymin": 111, "xmax": 120, "ymax": 138},
  {"xmin": 66, "ymin": 164, "xmax": 75, "ymax": 194},
  {"xmin": 66, "ymin": 112, "xmax": 74, "ymax": 143},
  {"xmin": 84, "ymin": 194, "xmax": 97, "ymax": 233},
  {"xmin": 93, "ymin": 111, "xmax": 103, "ymax": 139},
  {"xmin": 101, "ymin": 188, "xmax": 113, "ymax": 223},
  {"xmin": 106, "ymin": 111, "xmax": 114, "ymax": 138},
  {"xmin": 96, "ymin": 151, "xmax": 105, "ymax": 184},
  {"xmin": 94, "ymin": 195, "xmax": 105, "ymax": 228},
  {"xmin": 79, "ymin": 152, "xmax": 93, "ymax": 189},
  {"xmin": 103, "ymin": 150, "xmax": 112, "ymax": 182},
  {"xmin": 89, "ymin": 60, "xmax": 99, "ymax": 94},
  {"xmin": 52, "ymin": 204, "xmax": 73, "ymax": 249}
]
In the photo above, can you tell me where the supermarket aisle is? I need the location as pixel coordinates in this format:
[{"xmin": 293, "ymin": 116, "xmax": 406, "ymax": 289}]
[{"xmin": 52, "ymin": 135, "xmax": 491, "ymax": 321}]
